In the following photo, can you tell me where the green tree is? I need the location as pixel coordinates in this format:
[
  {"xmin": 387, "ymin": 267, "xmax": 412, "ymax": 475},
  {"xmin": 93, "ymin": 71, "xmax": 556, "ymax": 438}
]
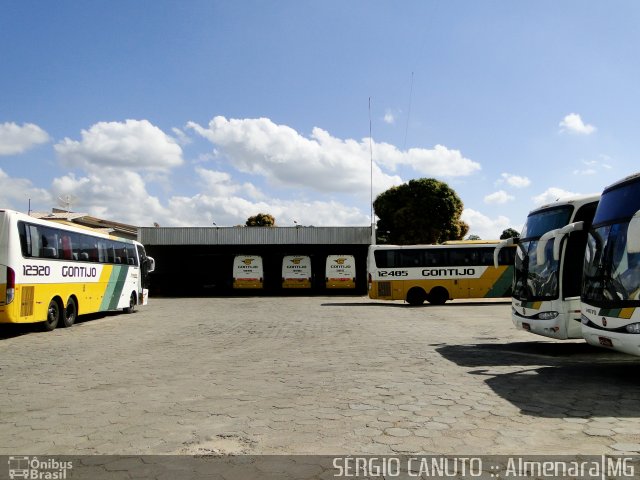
[
  {"xmin": 500, "ymin": 228, "xmax": 520, "ymax": 240},
  {"xmin": 467, "ymin": 234, "xmax": 481, "ymax": 240},
  {"xmin": 246, "ymin": 213, "xmax": 276, "ymax": 227},
  {"xmin": 373, "ymin": 178, "xmax": 468, "ymax": 244}
]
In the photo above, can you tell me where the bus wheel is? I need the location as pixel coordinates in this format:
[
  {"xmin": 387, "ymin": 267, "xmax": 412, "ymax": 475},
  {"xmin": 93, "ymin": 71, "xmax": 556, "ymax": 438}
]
[
  {"xmin": 123, "ymin": 292, "xmax": 136, "ymax": 314},
  {"xmin": 43, "ymin": 299, "xmax": 60, "ymax": 331},
  {"xmin": 406, "ymin": 288, "xmax": 426, "ymax": 306},
  {"xmin": 428, "ymin": 287, "xmax": 449, "ymax": 305},
  {"xmin": 62, "ymin": 297, "xmax": 77, "ymax": 328}
]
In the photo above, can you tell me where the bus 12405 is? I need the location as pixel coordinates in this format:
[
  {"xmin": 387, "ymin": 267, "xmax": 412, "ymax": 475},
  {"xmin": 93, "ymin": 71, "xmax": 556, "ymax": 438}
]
[
  {"xmin": 368, "ymin": 241, "xmax": 515, "ymax": 305},
  {"xmin": 0, "ymin": 209, "xmax": 155, "ymax": 331}
]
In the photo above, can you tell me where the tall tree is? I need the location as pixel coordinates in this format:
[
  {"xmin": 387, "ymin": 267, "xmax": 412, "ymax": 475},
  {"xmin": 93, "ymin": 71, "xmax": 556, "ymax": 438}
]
[
  {"xmin": 246, "ymin": 213, "xmax": 276, "ymax": 227},
  {"xmin": 500, "ymin": 228, "xmax": 520, "ymax": 240},
  {"xmin": 373, "ymin": 178, "xmax": 468, "ymax": 244}
]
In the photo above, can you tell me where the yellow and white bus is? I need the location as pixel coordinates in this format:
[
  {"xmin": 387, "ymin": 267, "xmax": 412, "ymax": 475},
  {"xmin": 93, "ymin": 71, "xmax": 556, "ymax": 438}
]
[
  {"xmin": 367, "ymin": 241, "xmax": 515, "ymax": 305},
  {"xmin": 495, "ymin": 194, "xmax": 599, "ymax": 340},
  {"xmin": 0, "ymin": 208, "xmax": 155, "ymax": 331},
  {"xmin": 325, "ymin": 254, "xmax": 356, "ymax": 289},
  {"xmin": 232, "ymin": 255, "xmax": 264, "ymax": 289},
  {"xmin": 581, "ymin": 173, "xmax": 640, "ymax": 355},
  {"xmin": 282, "ymin": 255, "xmax": 312, "ymax": 289}
]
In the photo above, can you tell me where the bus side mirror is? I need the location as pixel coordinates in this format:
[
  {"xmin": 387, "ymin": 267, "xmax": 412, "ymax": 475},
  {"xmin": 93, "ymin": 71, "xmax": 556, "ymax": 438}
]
[
  {"xmin": 628, "ymin": 212, "xmax": 640, "ymax": 254},
  {"xmin": 147, "ymin": 256, "xmax": 156, "ymax": 273},
  {"xmin": 493, "ymin": 237, "xmax": 516, "ymax": 268},
  {"xmin": 536, "ymin": 229, "xmax": 560, "ymax": 266}
]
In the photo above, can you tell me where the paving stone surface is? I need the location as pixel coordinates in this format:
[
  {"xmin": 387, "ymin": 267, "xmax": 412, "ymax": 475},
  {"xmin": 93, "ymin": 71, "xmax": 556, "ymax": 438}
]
[{"xmin": 1, "ymin": 296, "xmax": 640, "ymax": 456}]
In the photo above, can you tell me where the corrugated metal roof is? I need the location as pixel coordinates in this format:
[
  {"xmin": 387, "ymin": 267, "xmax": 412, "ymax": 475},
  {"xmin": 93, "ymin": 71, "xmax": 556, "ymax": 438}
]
[{"xmin": 139, "ymin": 226, "xmax": 373, "ymax": 245}]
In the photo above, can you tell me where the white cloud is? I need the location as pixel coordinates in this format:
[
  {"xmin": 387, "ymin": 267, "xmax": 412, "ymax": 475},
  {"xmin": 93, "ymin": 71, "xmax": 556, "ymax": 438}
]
[
  {"xmin": 484, "ymin": 190, "xmax": 514, "ymax": 205},
  {"xmin": 532, "ymin": 187, "xmax": 579, "ymax": 206},
  {"xmin": 500, "ymin": 173, "xmax": 531, "ymax": 188},
  {"xmin": 51, "ymin": 171, "xmax": 168, "ymax": 226},
  {"xmin": 559, "ymin": 113, "xmax": 596, "ymax": 135},
  {"xmin": 0, "ymin": 168, "xmax": 52, "ymax": 210},
  {"xmin": 188, "ymin": 116, "xmax": 403, "ymax": 197},
  {"xmin": 55, "ymin": 119, "xmax": 184, "ymax": 172},
  {"xmin": 49, "ymin": 165, "xmax": 370, "ymax": 228},
  {"xmin": 383, "ymin": 111, "xmax": 395, "ymax": 124},
  {"xmin": 0, "ymin": 122, "xmax": 50, "ymax": 156},
  {"xmin": 196, "ymin": 167, "xmax": 266, "ymax": 201},
  {"xmin": 375, "ymin": 142, "xmax": 481, "ymax": 177},
  {"xmin": 461, "ymin": 208, "xmax": 511, "ymax": 240},
  {"xmin": 187, "ymin": 117, "xmax": 480, "ymax": 199}
]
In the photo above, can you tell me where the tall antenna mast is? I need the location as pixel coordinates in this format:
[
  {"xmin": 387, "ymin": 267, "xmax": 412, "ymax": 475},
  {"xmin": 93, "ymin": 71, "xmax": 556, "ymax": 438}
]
[{"xmin": 369, "ymin": 97, "xmax": 375, "ymax": 245}]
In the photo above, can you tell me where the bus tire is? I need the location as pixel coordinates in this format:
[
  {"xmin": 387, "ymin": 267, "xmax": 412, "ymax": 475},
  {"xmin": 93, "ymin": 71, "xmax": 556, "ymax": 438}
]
[
  {"xmin": 123, "ymin": 292, "xmax": 136, "ymax": 314},
  {"xmin": 428, "ymin": 287, "xmax": 449, "ymax": 305},
  {"xmin": 406, "ymin": 288, "xmax": 426, "ymax": 306},
  {"xmin": 43, "ymin": 298, "xmax": 61, "ymax": 331},
  {"xmin": 62, "ymin": 297, "xmax": 77, "ymax": 328}
]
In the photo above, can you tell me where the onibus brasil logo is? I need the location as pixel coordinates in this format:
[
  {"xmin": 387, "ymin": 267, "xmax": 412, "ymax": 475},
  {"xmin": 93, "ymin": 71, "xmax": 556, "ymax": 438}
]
[{"xmin": 8, "ymin": 456, "xmax": 73, "ymax": 479}]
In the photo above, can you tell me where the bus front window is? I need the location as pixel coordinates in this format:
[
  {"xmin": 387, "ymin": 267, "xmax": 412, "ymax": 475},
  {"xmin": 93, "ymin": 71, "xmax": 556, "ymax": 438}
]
[
  {"xmin": 584, "ymin": 223, "xmax": 640, "ymax": 304},
  {"xmin": 513, "ymin": 239, "xmax": 559, "ymax": 301}
]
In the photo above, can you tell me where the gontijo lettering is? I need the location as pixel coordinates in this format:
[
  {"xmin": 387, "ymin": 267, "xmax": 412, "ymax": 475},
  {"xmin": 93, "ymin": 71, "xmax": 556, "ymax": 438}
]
[{"xmin": 62, "ymin": 266, "xmax": 98, "ymax": 278}]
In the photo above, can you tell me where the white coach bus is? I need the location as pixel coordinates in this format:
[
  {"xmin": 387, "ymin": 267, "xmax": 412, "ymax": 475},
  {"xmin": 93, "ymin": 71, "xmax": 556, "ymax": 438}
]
[
  {"xmin": 494, "ymin": 194, "xmax": 599, "ymax": 340},
  {"xmin": 0, "ymin": 209, "xmax": 155, "ymax": 331},
  {"xmin": 581, "ymin": 173, "xmax": 640, "ymax": 355}
]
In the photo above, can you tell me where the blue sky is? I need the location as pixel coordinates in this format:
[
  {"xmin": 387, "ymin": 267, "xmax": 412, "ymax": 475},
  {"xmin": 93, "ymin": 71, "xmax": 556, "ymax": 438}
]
[{"xmin": 2, "ymin": 1, "xmax": 639, "ymax": 238}]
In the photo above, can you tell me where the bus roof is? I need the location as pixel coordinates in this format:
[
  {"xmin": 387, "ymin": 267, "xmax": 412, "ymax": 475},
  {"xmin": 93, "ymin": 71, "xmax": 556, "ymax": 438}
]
[
  {"xmin": 528, "ymin": 193, "xmax": 600, "ymax": 215},
  {"xmin": 0, "ymin": 208, "xmax": 138, "ymax": 243},
  {"xmin": 602, "ymin": 171, "xmax": 640, "ymax": 194}
]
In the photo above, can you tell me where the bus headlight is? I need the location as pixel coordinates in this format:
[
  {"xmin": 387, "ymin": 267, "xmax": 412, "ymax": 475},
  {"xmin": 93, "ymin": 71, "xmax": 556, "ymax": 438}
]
[
  {"xmin": 625, "ymin": 323, "xmax": 640, "ymax": 334},
  {"xmin": 536, "ymin": 311, "xmax": 559, "ymax": 320}
]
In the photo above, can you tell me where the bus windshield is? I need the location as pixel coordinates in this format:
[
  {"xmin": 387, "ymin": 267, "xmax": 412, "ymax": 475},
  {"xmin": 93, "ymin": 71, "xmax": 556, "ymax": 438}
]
[
  {"xmin": 520, "ymin": 206, "xmax": 573, "ymax": 240},
  {"xmin": 512, "ymin": 205, "xmax": 573, "ymax": 301},
  {"xmin": 513, "ymin": 239, "xmax": 559, "ymax": 301},
  {"xmin": 583, "ymin": 179, "xmax": 640, "ymax": 306},
  {"xmin": 583, "ymin": 225, "xmax": 640, "ymax": 306}
]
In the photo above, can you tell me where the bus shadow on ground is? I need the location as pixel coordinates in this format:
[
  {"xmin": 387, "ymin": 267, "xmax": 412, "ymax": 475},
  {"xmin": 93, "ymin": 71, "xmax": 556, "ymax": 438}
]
[
  {"xmin": 321, "ymin": 300, "xmax": 511, "ymax": 308},
  {"xmin": 0, "ymin": 311, "xmax": 122, "ymax": 340},
  {"xmin": 436, "ymin": 342, "xmax": 640, "ymax": 418}
]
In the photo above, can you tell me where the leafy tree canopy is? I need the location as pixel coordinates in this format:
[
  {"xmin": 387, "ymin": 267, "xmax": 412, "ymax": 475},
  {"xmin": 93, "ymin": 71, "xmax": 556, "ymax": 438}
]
[
  {"xmin": 246, "ymin": 213, "xmax": 276, "ymax": 227},
  {"xmin": 500, "ymin": 228, "xmax": 521, "ymax": 240},
  {"xmin": 373, "ymin": 178, "xmax": 468, "ymax": 244},
  {"xmin": 467, "ymin": 234, "xmax": 481, "ymax": 240}
]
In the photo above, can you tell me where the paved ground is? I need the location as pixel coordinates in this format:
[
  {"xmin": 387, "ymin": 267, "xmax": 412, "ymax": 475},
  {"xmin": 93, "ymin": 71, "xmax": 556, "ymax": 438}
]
[{"xmin": 1, "ymin": 296, "xmax": 640, "ymax": 456}]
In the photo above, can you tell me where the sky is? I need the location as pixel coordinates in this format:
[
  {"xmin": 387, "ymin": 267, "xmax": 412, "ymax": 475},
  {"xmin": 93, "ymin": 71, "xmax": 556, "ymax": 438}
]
[{"xmin": 2, "ymin": 1, "xmax": 640, "ymax": 239}]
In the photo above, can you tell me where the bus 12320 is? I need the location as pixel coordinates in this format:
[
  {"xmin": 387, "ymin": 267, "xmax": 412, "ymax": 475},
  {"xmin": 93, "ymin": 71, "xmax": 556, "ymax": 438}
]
[
  {"xmin": 367, "ymin": 241, "xmax": 515, "ymax": 305},
  {"xmin": 0, "ymin": 209, "xmax": 155, "ymax": 331}
]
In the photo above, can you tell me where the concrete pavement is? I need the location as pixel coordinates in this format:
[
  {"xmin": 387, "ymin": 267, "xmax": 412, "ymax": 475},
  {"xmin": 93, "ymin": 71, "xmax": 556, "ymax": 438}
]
[{"xmin": 1, "ymin": 296, "xmax": 640, "ymax": 456}]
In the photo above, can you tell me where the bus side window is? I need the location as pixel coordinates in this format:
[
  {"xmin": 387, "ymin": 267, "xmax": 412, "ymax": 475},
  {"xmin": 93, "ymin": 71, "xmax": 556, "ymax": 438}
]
[
  {"xmin": 60, "ymin": 234, "xmax": 74, "ymax": 260},
  {"xmin": 498, "ymin": 247, "xmax": 516, "ymax": 265},
  {"xmin": 28, "ymin": 225, "xmax": 41, "ymax": 258},
  {"xmin": 18, "ymin": 222, "xmax": 31, "ymax": 257},
  {"xmin": 40, "ymin": 227, "xmax": 59, "ymax": 259},
  {"xmin": 97, "ymin": 240, "xmax": 108, "ymax": 263},
  {"xmin": 127, "ymin": 244, "xmax": 137, "ymax": 266}
]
